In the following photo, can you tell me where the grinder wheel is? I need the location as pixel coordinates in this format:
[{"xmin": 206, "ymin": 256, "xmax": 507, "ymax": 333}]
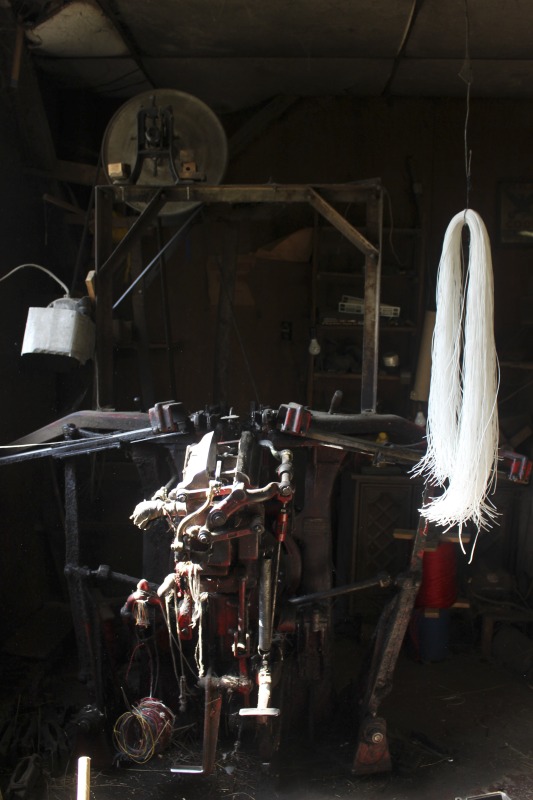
[{"xmin": 101, "ymin": 88, "xmax": 228, "ymax": 217}]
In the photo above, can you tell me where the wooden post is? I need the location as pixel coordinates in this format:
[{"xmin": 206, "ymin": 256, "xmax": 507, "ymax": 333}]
[
  {"xmin": 77, "ymin": 756, "xmax": 91, "ymax": 800},
  {"xmin": 213, "ymin": 221, "xmax": 239, "ymax": 408},
  {"xmin": 94, "ymin": 188, "xmax": 115, "ymax": 409},
  {"xmin": 130, "ymin": 242, "xmax": 156, "ymax": 410}
]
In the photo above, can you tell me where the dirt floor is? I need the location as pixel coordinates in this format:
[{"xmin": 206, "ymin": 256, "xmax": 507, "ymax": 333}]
[{"xmin": 4, "ymin": 626, "xmax": 533, "ymax": 800}]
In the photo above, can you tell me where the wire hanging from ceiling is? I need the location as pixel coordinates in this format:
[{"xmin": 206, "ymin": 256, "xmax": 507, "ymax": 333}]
[
  {"xmin": 459, "ymin": 0, "xmax": 473, "ymax": 211},
  {"xmin": 382, "ymin": 0, "xmax": 425, "ymax": 96}
]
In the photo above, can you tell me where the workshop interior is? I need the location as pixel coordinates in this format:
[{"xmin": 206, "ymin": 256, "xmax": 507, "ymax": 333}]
[{"xmin": 2, "ymin": 2, "xmax": 533, "ymax": 800}]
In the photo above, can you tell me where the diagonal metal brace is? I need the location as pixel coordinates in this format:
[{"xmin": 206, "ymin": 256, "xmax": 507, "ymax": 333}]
[
  {"xmin": 306, "ymin": 187, "xmax": 379, "ymax": 258},
  {"xmin": 353, "ymin": 492, "xmax": 430, "ymax": 775}
]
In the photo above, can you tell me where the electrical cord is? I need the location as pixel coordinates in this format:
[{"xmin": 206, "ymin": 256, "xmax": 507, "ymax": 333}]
[
  {"xmin": 383, "ymin": 188, "xmax": 407, "ymax": 268},
  {"xmin": 0, "ymin": 263, "xmax": 69, "ymax": 297},
  {"xmin": 113, "ymin": 697, "xmax": 175, "ymax": 764}
]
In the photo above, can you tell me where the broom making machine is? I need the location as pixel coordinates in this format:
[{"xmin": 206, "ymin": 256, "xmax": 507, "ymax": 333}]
[
  {"xmin": 0, "ymin": 399, "xmax": 430, "ymax": 777},
  {"xmin": 117, "ymin": 401, "xmax": 425, "ymax": 776}
]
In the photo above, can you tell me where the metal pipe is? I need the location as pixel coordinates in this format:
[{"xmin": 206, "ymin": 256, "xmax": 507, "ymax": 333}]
[
  {"xmin": 113, "ymin": 205, "xmax": 203, "ymax": 309},
  {"xmin": 258, "ymin": 558, "xmax": 273, "ymax": 653},
  {"xmin": 288, "ymin": 572, "xmax": 392, "ymax": 605},
  {"xmin": 64, "ymin": 454, "xmax": 99, "ymax": 702},
  {"xmin": 156, "ymin": 220, "xmax": 178, "ymax": 399}
]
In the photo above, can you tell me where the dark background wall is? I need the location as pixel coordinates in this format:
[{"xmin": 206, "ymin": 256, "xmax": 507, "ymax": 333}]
[
  {"xmin": 4, "ymin": 94, "xmax": 533, "ymax": 426},
  {"xmin": 3, "ymin": 92, "xmax": 533, "ymax": 637},
  {"xmin": 106, "ymin": 96, "xmax": 533, "ymax": 417}
]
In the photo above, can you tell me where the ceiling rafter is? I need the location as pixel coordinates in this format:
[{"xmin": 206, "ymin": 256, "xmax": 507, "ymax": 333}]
[{"xmin": 93, "ymin": 0, "xmax": 156, "ymax": 89}]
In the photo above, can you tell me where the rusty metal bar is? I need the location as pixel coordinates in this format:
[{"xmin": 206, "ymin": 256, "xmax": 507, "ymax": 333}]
[
  {"xmin": 97, "ymin": 187, "xmax": 167, "ymax": 279},
  {"xmin": 353, "ymin": 493, "xmax": 429, "ymax": 775},
  {"xmin": 156, "ymin": 220, "xmax": 178, "ymax": 401},
  {"xmin": 306, "ymin": 188, "xmax": 379, "ymax": 258},
  {"xmin": 94, "ymin": 187, "xmax": 115, "ymax": 409},
  {"xmin": 95, "ymin": 181, "xmax": 382, "ymax": 410},
  {"xmin": 130, "ymin": 242, "xmax": 155, "ymax": 409},
  {"xmin": 10, "ymin": 410, "xmax": 149, "ymax": 445},
  {"xmin": 171, "ymin": 674, "xmax": 223, "ymax": 775},
  {"xmin": 112, "ymin": 205, "xmax": 203, "ymax": 310},
  {"xmin": 288, "ymin": 572, "xmax": 392, "ymax": 605},
  {"xmin": 104, "ymin": 181, "xmax": 382, "ymax": 206},
  {"xmin": 64, "ymin": 450, "xmax": 103, "ymax": 707},
  {"xmin": 360, "ymin": 187, "xmax": 383, "ymax": 414}
]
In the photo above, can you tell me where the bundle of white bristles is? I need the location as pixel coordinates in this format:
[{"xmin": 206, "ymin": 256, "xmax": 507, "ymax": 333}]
[{"xmin": 412, "ymin": 209, "xmax": 499, "ymax": 553}]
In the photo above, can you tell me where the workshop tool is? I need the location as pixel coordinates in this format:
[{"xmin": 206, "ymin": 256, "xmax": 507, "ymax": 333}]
[{"xmin": 101, "ymin": 89, "xmax": 228, "ymax": 218}]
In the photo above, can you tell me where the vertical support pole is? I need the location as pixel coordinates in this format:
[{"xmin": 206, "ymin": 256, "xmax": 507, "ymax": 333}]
[
  {"xmin": 130, "ymin": 242, "xmax": 156, "ymax": 410},
  {"xmin": 353, "ymin": 494, "xmax": 429, "ymax": 775},
  {"xmin": 94, "ymin": 188, "xmax": 115, "ymax": 410},
  {"xmin": 291, "ymin": 447, "xmax": 348, "ymax": 733},
  {"xmin": 156, "ymin": 220, "xmax": 178, "ymax": 400},
  {"xmin": 213, "ymin": 222, "xmax": 239, "ymax": 407},
  {"xmin": 258, "ymin": 558, "xmax": 273, "ymax": 654},
  {"xmin": 202, "ymin": 677, "xmax": 222, "ymax": 776},
  {"xmin": 64, "ymin": 452, "xmax": 99, "ymax": 704},
  {"xmin": 307, "ymin": 212, "xmax": 320, "ymax": 406},
  {"xmin": 360, "ymin": 186, "xmax": 383, "ymax": 414}
]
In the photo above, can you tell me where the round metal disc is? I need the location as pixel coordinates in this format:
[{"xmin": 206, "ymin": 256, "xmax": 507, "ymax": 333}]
[{"xmin": 101, "ymin": 88, "xmax": 228, "ymax": 217}]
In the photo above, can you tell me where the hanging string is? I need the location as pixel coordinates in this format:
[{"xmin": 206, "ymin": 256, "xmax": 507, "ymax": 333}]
[
  {"xmin": 125, "ymin": 640, "xmax": 155, "ymax": 697},
  {"xmin": 459, "ymin": 0, "xmax": 473, "ymax": 211}
]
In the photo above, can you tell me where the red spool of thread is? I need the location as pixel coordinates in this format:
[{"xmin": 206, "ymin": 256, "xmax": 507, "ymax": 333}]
[{"xmin": 415, "ymin": 542, "xmax": 458, "ymax": 609}]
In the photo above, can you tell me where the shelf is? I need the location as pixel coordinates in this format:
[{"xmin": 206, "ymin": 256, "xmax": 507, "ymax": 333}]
[
  {"xmin": 313, "ymin": 371, "xmax": 404, "ymax": 382},
  {"xmin": 317, "ymin": 269, "xmax": 417, "ymax": 280},
  {"xmin": 115, "ymin": 342, "xmax": 181, "ymax": 351},
  {"xmin": 500, "ymin": 361, "xmax": 533, "ymax": 370},
  {"xmin": 308, "ymin": 195, "xmax": 423, "ymax": 413},
  {"xmin": 317, "ymin": 271, "xmax": 364, "ymax": 280},
  {"xmin": 319, "ymin": 321, "xmax": 417, "ymax": 333},
  {"xmin": 320, "ymin": 224, "xmax": 420, "ymax": 236}
]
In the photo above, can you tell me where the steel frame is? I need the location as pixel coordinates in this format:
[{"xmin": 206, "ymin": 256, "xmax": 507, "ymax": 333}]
[{"xmin": 94, "ymin": 181, "xmax": 383, "ymax": 413}]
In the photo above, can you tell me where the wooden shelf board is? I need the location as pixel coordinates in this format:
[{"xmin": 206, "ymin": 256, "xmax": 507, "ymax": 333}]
[
  {"xmin": 319, "ymin": 322, "xmax": 416, "ymax": 333},
  {"xmin": 500, "ymin": 361, "xmax": 533, "ymax": 370},
  {"xmin": 314, "ymin": 371, "xmax": 402, "ymax": 381}
]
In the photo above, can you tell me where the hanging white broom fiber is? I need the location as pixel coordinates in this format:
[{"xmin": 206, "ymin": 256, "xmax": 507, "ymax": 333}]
[{"xmin": 413, "ymin": 209, "xmax": 499, "ymax": 542}]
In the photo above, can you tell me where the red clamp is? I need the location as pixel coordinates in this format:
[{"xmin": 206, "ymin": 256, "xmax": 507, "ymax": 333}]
[{"xmin": 280, "ymin": 403, "xmax": 311, "ymax": 435}]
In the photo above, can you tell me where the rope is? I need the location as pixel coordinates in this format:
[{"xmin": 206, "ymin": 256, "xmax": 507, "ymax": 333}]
[
  {"xmin": 176, "ymin": 563, "xmax": 207, "ymax": 677},
  {"xmin": 412, "ymin": 210, "xmax": 499, "ymax": 546}
]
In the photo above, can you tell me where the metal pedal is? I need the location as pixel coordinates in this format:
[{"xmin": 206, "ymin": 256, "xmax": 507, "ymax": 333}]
[
  {"xmin": 238, "ymin": 707, "xmax": 280, "ymax": 717},
  {"xmin": 171, "ymin": 766, "xmax": 204, "ymax": 775},
  {"xmin": 170, "ymin": 674, "xmax": 222, "ymax": 776}
]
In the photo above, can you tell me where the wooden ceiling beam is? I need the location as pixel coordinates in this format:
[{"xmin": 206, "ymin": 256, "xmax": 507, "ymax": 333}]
[{"xmin": 0, "ymin": 7, "xmax": 57, "ymax": 171}]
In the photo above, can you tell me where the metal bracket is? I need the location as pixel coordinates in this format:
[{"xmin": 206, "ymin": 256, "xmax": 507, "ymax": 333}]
[
  {"xmin": 171, "ymin": 675, "xmax": 222, "ymax": 776},
  {"xmin": 353, "ymin": 717, "xmax": 391, "ymax": 775}
]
